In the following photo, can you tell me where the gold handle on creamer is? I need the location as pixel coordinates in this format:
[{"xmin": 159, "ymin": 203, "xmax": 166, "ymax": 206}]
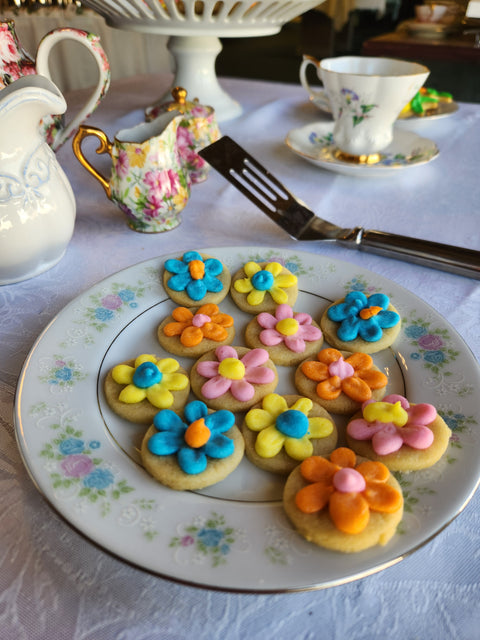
[{"xmin": 72, "ymin": 125, "xmax": 113, "ymax": 198}]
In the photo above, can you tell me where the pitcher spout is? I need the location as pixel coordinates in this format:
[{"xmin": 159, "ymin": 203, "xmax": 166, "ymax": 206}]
[{"xmin": 0, "ymin": 74, "xmax": 66, "ymax": 131}]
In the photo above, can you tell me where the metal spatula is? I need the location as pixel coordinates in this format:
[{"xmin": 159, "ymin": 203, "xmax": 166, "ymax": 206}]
[{"xmin": 199, "ymin": 136, "xmax": 480, "ymax": 280}]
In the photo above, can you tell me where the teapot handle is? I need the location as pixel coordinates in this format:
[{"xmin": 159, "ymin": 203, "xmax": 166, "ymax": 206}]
[
  {"xmin": 72, "ymin": 125, "xmax": 112, "ymax": 198},
  {"xmin": 36, "ymin": 28, "xmax": 111, "ymax": 151}
]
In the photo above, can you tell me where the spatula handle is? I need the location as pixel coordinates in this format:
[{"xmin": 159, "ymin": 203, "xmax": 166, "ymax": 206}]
[{"xmin": 354, "ymin": 229, "xmax": 480, "ymax": 279}]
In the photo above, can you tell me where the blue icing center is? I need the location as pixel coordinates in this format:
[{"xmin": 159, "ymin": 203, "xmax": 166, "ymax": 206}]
[
  {"xmin": 276, "ymin": 410, "xmax": 309, "ymax": 439},
  {"xmin": 251, "ymin": 270, "xmax": 274, "ymax": 291},
  {"xmin": 133, "ymin": 362, "xmax": 162, "ymax": 388}
]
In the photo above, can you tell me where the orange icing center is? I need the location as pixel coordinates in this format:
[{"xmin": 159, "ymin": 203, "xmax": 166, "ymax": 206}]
[
  {"xmin": 359, "ymin": 305, "xmax": 383, "ymax": 320},
  {"xmin": 189, "ymin": 260, "xmax": 205, "ymax": 280},
  {"xmin": 184, "ymin": 418, "xmax": 210, "ymax": 448}
]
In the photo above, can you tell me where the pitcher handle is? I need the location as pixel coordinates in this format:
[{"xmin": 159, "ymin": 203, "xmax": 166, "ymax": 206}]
[
  {"xmin": 72, "ymin": 125, "xmax": 112, "ymax": 198},
  {"xmin": 36, "ymin": 28, "xmax": 111, "ymax": 151},
  {"xmin": 299, "ymin": 55, "xmax": 326, "ymax": 102}
]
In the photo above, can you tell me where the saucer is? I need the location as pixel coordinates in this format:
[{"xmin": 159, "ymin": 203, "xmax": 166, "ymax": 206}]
[
  {"xmin": 285, "ymin": 122, "xmax": 439, "ymax": 177},
  {"xmin": 401, "ymin": 19, "xmax": 459, "ymax": 38},
  {"xmin": 310, "ymin": 88, "xmax": 458, "ymax": 121}
]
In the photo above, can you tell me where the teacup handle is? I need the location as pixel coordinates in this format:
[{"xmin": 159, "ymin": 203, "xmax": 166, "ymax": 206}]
[
  {"xmin": 36, "ymin": 28, "xmax": 111, "ymax": 151},
  {"xmin": 299, "ymin": 54, "xmax": 325, "ymax": 101},
  {"xmin": 72, "ymin": 125, "xmax": 113, "ymax": 198}
]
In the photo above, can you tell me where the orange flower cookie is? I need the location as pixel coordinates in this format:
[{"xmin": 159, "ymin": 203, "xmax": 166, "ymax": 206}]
[
  {"xmin": 157, "ymin": 304, "xmax": 235, "ymax": 357},
  {"xmin": 295, "ymin": 348, "xmax": 388, "ymax": 415},
  {"xmin": 104, "ymin": 354, "xmax": 190, "ymax": 425},
  {"xmin": 283, "ymin": 447, "xmax": 403, "ymax": 553}
]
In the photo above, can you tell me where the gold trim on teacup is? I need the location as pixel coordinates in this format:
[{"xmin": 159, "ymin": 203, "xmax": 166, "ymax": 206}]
[{"xmin": 333, "ymin": 149, "xmax": 382, "ymax": 165}]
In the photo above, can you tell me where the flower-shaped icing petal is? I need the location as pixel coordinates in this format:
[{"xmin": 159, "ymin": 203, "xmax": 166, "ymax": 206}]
[
  {"xmin": 148, "ymin": 400, "xmax": 235, "ymax": 474},
  {"xmin": 327, "ymin": 292, "xmax": 400, "ymax": 343}
]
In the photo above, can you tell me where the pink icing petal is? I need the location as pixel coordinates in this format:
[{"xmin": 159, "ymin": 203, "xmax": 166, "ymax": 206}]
[
  {"xmin": 275, "ymin": 304, "xmax": 294, "ymax": 320},
  {"xmin": 196, "ymin": 361, "xmax": 220, "ymax": 378},
  {"xmin": 244, "ymin": 367, "xmax": 276, "ymax": 384},
  {"xmin": 401, "ymin": 425, "xmax": 434, "ymax": 450},
  {"xmin": 230, "ymin": 379, "xmax": 255, "ymax": 402},
  {"xmin": 383, "ymin": 394, "xmax": 410, "ymax": 409},
  {"xmin": 260, "ymin": 329, "xmax": 284, "ymax": 346},
  {"xmin": 241, "ymin": 348, "xmax": 269, "ymax": 367},
  {"xmin": 407, "ymin": 403, "xmax": 437, "ymax": 425},
  {"xmin": 297, "ymin": 324, "xmax": 322, "ymax": 341},
  {"xmin": 201, "ymin": 376, "xmax": 232, "ymax": 399},
  {"xmin": 284, "ymin": 336, "xmax": 305, "ymax": 353},
  {"xmin": 371, "ymin": 426, "xmax": 404, "ymax": 455},
  {"xmin": 257, "ymin": 312, "xmax": 277, "ymax": 330},
  {"xmin": 293, "ymin": 312, "xmax": 313, "ymax": 325},
  {"xmin": 216, "ymin": 345, "xmax": 238, "ymax": 361},
  {"xmin": 347, "ymin": 418, "xmax": 387, "ymax": 440}
]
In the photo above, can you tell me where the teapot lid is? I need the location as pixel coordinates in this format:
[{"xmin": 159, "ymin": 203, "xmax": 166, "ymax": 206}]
[{"xmin": 145, "ymin": 86, "xmax": 213, "ymax": 121}]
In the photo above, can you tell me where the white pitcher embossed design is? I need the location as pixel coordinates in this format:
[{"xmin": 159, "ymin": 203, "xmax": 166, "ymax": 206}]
[{"xmin": 0, "ymin": 75, "xmax": 76, "ymax": 285}]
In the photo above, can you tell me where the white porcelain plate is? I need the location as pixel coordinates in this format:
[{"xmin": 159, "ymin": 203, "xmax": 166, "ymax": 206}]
[
  {"xmin": 310, "ymin": 87, "xmax": 458, "ymax": 120},
  {"xmin": 14, "ymin": 247, "xmax": 480, "ymax": 592},
  {"xmin": 286, "ymin": 122, "xmax": 439, "ymax": 177}
]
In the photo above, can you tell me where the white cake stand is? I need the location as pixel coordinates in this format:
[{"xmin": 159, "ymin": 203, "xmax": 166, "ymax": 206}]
[{"xmin": 80, "ymin": 0, "xmax": 323, "ymax": 120}]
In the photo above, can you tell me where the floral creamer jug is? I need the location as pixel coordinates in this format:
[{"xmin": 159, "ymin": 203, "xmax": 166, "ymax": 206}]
[
  {"xmin": 0, "ymin": 75, "xmax": 76, "ymax": 285},
  {"xmin": 0, "ymin": 20, "xmax": 110, "ymax": 150}
]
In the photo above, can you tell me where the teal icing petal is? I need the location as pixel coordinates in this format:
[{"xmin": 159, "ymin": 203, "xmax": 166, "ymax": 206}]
[
  {"xmin": 153, "ymin": 409, "xmax": 185, "ymax": 433},
  {"xmin": 186, "ymin": 279, "xmax": 207, "ymax": 300},
  {"xmin": 148, "ymin": 430, "xmax": 183, "ymax": 456},
  {"xmin": 357, "ymin": 318, "xmax": 383, "ymax": 342},
  {"xmin": 204, "ymin": 434, "xmax": 235, "ymax": 459},
  {"xmin": 205, "ymin": 409, "xmax": 235, "ymax": 434},
  {"xmin": 178, "ymin": 446, "xmax": 207, "ymax": 474},
  {"xmin": 337, "ymin": 315, "xmax": 361, "ymax": 341},
  {"xmin": 184, "ymin": 400, "xmax": 209, "ymax": 424},
  {"xmin": 164, "ymin": 258, "xmax": 189, "ymax": 274},
  {"xmin": 377, "ymin": 309, "xmax": 400, "ymax": 328},
  {"xmin": 183, "ymin": 250, "xmax": 203, "ymax": 263},
  {"xmin": 368, "ymin": 293, "xmax": 390, "ymax": 309},
  {"xmin": 167, "ymin": 272, "xmax": 192, "ymax": 292},
  {"xmin": 204, "ymin": 258, "xmax": 223, "ymax": 276},
  {"xmin": 202, "ymin": 274, "xmax": 223, "ymax": 293}
]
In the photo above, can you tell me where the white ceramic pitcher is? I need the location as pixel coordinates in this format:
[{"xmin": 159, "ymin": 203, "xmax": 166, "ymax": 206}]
[{"xmin": 0, "ymin": 75, "xmax": 76, "ymax": 285}]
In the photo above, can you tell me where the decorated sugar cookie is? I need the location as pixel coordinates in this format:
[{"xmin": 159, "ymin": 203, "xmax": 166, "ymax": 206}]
[
  {"xmin": 295, "ymin": 348, "xmax": 388, "ymax": 415},
  {"xmin": 163, "ymin": 251, "xmax": 231, "ymax": 306},
  {"xmin": 230, "ymin": 261, "xmax": 298, "ymax": 314},
  {"xmin": 346, "ymin": 394, "xmax": 452, "ymax": 471},
  {"xmin": 157, "ymin": 304, "xmax": 235, "ymax": 357},
  {"xmin": 283, "ymin": 447, "xmax": 404, "ymax": 552},
  {"xmin": 104, "ymin": 354, "xmax": 190, "ymax": 424},
  {"xmin": 190, "ymin": 345, "xmax": 278, "ymax": 412},
  {"xmin": 242, "ymin": 393, "xmax": 337, "ymax": 475},
  {"xmin": 141, "ymin": 400, "xmax": 244, "ymax": 490},
  {"xmin": 320, "ymin": 291, "xmax": 401, "ymax": 354},
  {"xmin": 245, "ymin": 303, "xmax": 323, "ymax": 365}
]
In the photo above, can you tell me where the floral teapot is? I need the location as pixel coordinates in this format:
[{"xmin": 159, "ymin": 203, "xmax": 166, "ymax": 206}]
[
  {"xmin": 0, "ymin": 75, "xmax": 76, "ymax": 285},
  {"xmin": 0, "ymin": 19, "xmax": 110, "ymax": 150}
]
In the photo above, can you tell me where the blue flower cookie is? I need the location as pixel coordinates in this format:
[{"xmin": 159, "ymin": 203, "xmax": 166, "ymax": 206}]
[
  {"xmin": 320, "ymin": 291, "xmax": 401, "ymax": 354},
  {"xmin": 163, "ymin": 251, "xmax": 231, "ymax": 306},
  {"xmin": 140, "ymin": 400, "xmax": 245, "ymax": 490}
]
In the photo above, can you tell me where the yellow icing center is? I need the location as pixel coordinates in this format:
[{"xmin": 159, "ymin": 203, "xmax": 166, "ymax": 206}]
[
  {"xmin": 184, "ymin": 418, "xmax": 211, "ymax": 448},
  {"xmin": 218, "ymin": 357, "xmax": 245, "ymax": 380},
  {"xmin": 276, "ymin": 318, "xmax": 299, "ymax": 336},
  {"xmin": 359, "ymin": 305, "xmax": 383, "ymax": 320},
  {"xmin": 363, "ymin": 400, "xmax": 408, "ymax": 427},
  {"xmin": 189, "ymin": 259, "xmax": 205, "ymax": 280}
]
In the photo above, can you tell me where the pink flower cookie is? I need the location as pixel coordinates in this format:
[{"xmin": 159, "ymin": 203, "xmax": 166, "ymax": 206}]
[
  {"xmin": 244, "ymin": 303, "xmax": 323, "ymax": 365},
  {"xmin": 346, "ymin": 394, "xmax": 452, "ymax": 471},
  {"xmin": 190, "ymin": 345, "xmax": 279, "ymax": 412}
]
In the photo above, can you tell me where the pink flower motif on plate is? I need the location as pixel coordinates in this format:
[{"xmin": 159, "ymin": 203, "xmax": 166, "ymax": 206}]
[{"xmin": 60, "ymin": 454, "xmax": 95, "ymax": 478}]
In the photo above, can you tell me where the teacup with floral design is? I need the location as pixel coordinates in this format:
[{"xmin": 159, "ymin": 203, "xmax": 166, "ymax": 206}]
[
  {"xmin": 300, "ymin": 55, "xmax": 429, "ymax": 161},
  {"xmin": 73, "ymin": 112, "xmax": 191, "ymax": 233}
]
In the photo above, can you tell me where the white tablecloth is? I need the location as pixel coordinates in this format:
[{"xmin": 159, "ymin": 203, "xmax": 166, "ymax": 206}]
[{"xmin": 1, "ymin": 73, "xmax": 479, "ymax": 639}]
